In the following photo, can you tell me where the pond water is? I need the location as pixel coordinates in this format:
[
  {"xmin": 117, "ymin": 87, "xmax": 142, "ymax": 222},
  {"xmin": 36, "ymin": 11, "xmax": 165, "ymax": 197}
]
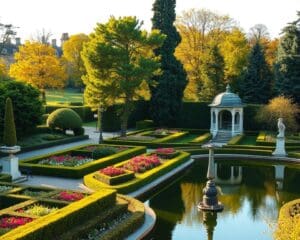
[{"xmin": 143, "ymin": 160, "xmax": 300, "ymax": 240}]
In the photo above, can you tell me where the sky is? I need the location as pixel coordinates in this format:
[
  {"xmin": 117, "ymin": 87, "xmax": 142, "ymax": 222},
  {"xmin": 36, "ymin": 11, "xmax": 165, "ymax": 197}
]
[{"xmin": 1, "ymin": 0, "xmax": 299, "ymax": 45}]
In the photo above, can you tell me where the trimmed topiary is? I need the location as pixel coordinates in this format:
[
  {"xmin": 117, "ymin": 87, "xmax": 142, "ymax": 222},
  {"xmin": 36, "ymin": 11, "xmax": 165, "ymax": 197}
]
[
  {"xmin": 47, "ymin": 108, "xmax": 82, "ymax": 133},
  {"xmin": 3, "ymin": 98, "xmax": 17, "ymax": 146}
]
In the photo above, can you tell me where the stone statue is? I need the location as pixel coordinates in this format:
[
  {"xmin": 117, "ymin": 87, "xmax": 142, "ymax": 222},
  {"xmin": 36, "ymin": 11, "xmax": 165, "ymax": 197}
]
[{"xmin": 277, "ymin": 118, "xmax": 285, "ymax": 138}]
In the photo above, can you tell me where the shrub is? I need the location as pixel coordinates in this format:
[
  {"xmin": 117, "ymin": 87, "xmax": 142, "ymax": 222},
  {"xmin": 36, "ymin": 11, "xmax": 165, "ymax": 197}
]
[
  {"xmin": 136, "ymin": 120, "xmax": 154, "ymax": 130},
  {"xmin": 41, "ymin": 114, "xmax": 50, "ymax": 124},
  {"xmin": 73, "ymin": 127, "xmax": 85, "ymax": 136},
  {"xmin": 3, "ymin": 98, "xmax": 17, "ymax": 146},
  {"xmin": 0, "ymin": 78, "xmax": 43, "ymax": 137},
  {"xmin": 92, "ymin": 147, "xmax": 118, "ymax": 159},
  {"xmin": 47, "ymin": 108, "xmax": 82, "ymax": 133}
]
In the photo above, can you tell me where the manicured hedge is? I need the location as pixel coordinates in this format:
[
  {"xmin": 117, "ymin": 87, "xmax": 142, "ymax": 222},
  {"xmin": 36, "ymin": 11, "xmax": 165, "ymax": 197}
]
[
  {"xmin": 84, "ymin": 151, "xmax": 190, "ymax": 194},
  {"xmin": 275, "ymin": 199, "xmax": 300, "ymax": 240},
  {"xmin": 19, "ymin": 145, "xmax": 146, "ymax": 178},
  {"xmin": 0, "ymin": 174, "xmax": 12, "ymax": 182},
  {"xmin": 0, "ymin": 190, "xmax": 116, "ymax": 240}
]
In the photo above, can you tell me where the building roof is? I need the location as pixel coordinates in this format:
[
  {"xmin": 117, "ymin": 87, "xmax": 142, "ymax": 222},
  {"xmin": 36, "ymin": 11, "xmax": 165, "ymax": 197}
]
[{"xmin": 209, "ymin": 85, "xmax": 244, "ymax": 108}]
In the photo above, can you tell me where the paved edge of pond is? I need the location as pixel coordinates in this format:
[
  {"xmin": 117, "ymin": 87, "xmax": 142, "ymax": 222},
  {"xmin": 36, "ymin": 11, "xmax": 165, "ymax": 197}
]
[{"xmin": 191, "ymin": 153, "xmax": 300, "ymax": 162}]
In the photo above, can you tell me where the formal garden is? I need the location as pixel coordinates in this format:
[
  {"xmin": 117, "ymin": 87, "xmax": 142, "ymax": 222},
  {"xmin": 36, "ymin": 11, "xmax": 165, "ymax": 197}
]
[{"xmin": 0, "ymin": 1, "xmax": 300, "ymax": 239}]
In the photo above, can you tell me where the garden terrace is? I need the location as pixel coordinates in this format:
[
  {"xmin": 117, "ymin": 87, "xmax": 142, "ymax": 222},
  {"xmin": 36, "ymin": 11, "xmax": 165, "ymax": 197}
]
[
  {"xmin": 19, "ymin": 144, "xmax": 146, "ymax": 178},
  {"xmin": 84, "ymin": 151, "xmax": 190, "ymax": 194}
]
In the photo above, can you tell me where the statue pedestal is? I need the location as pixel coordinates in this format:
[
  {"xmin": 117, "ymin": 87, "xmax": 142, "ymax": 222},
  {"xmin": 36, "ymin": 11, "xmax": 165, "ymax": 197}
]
[
  {"xmin": 0, "ymin": 146, "xmax": 22, "ymax": 180},
  {"xmin": 272, "ymin": 137, "xmax": 287, "ymax": 157}
]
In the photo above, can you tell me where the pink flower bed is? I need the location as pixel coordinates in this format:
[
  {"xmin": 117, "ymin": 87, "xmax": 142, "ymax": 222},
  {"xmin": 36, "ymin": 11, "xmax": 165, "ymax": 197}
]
[
  {"xmin": 99, "ymin": 166, "xmax": 125, "ymax": 177},
  {"xmin": 54, "ymin": 191, "xmax": 85, "ymax": 202},
  {"xmin": 155, "ymin": 148, "xmax": 176, "ymax": 154},
  {"xmin": 123, "ymin": 154, "xmax": 161, "ymax": 173},
  {"xmin": 38, "ymin": 154, "xmax": 93, "ymax": 167},
  {"xmin": 0, "ymin": 216, "xmax": 33, "ymax": 229}
]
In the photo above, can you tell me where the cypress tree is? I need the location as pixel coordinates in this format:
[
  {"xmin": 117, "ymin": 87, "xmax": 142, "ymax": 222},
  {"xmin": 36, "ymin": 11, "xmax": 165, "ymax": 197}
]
[
  {"xmin": 150, "ymin": 0, "xmax": 187, "ymax": 126},
  {"xmin": 240, "ymin": 42, "xmax": 272, "ymax": 103},
  {"xmin": 3, "ymin": 98, "xmax": 17, "ymax": 146},
  {"xmin": 274, "ymin": 12, "xmax": 300, "ymax": 104}
]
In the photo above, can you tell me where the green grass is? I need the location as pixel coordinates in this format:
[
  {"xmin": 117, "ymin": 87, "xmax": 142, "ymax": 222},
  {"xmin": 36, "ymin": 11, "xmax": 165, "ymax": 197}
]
[
  {"xmin": 83, "ymin": 121, "xmax": 97, "ymax": 127},
  {"xmin": 238, "ymin": 135, "xmax": 257, "ymax": 145},
  {"xmin": 46, "ymin": 88, "xmax": 83, "ymax": 104}
]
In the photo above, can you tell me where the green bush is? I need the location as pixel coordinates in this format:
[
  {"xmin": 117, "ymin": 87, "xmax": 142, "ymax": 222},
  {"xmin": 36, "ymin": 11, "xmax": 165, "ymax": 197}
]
[
  {"xmin": 92, "ymin": 147, "xmax": 119, "ymax": 159},
  {"xmin": 73, "ymin": 127, "xmax": 85, "ymax": 136},
  {"xmin": 47, "ymin": 108, "xmax": 82, "ymax": 133},
  {"xmin": 0, "ymin": 78, "xmax": 43, "ymax": 137},
  {"xmin": 3, "ymin": 98, "xmax": 17, "ymax": 146},
  {"xmin": 41, "ymin": 114, "xmax": 49, "ymax": 124}
]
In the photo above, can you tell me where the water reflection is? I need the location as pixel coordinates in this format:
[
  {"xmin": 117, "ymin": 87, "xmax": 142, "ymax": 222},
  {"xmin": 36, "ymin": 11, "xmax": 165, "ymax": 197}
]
[{"xmin": 144, "ymin": 160, "xmax": 300, "ymax": 240}]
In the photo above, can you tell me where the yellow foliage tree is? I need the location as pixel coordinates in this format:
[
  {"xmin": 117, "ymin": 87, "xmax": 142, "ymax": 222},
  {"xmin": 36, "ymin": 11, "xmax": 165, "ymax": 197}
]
[
  {"xmin": 256, "ymin": 96, "xmax": 299, "ymax": 132},
  {"xmin": 0, "ymin": 58, "xmax": 8, "ymax": 77},
  {"xmin": 62, "ymin": 34, "xmax": 89, "ymax": 88},
  {"xmin": 9, "ymin": 41, "xmax": 67, "ymax": 102}
]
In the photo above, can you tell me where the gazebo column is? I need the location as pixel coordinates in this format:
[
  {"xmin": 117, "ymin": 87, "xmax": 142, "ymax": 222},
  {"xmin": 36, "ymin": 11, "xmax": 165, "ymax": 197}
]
[
  {"xmin": 210, "ymin": 109, "xmax": 213, "ymax": 134},
  {"xmin": 215, "ymin": 109, "xmax": 219, "ymax": 137},
  {"xmin": 231, "ymin": 110, "xmax": 235, "ymax": 136},
  {"xmin": 240, "ymin": 108, "xmax": 244, "ymax": 134}
]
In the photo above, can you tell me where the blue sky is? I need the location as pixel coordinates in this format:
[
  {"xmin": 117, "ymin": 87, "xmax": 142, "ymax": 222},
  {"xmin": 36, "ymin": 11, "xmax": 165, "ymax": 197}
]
[{"xmin": 1, "ymin": 0, "xmax": 299, "ymax": 44}]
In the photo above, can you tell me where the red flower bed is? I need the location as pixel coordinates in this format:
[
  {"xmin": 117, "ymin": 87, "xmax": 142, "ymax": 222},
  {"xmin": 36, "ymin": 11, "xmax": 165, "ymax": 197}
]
[
  {"xmin": 0, "ymin": 216, "xmax": 33, "ymax": 229},
  {"xmin": 99, "ymin": 166, "xmax": 125, "ymax": 177},
  {"xmin": 123, "ymin": 154, "xmax": 161, "ymax": 173},
  {"xmin": 54, "ymin": 191, "xmax": 85, "ymax": 202},
  {"xmin": 155, "ymin": 148, "xmax": 176, "ymax": 154}
]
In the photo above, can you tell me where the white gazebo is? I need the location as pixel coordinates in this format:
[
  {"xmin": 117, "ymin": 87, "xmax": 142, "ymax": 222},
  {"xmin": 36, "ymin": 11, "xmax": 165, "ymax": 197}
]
[{"xmin": 209, "ymin": 85, "xmax": 244, "ymax": 138}]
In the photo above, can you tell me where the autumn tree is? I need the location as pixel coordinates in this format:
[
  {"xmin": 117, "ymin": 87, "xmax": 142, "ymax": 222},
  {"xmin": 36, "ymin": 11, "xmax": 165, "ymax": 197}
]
[
  {"xmin": 62, "ymin": 33, "xmax": 89, "ymax": 88},
  {"xmin": 9, "ymin": 41, "xmax": 67, "ymax": 103},
  {"xmin": 256, "ymin": 96, "xmax": 299, "ymax": 132},
  {"xmin": 219, "ymin": 28, "xmax": 250, "ymax": 89},
  {"xmin": 150, "ymin": 0, "xmax": 187, "ymax": 126},
  {"xmin": 274, "ymin": 12, "xmax": 300, "ymax": 104},
  {"xmin": 240, "ymin": 42, "xmax": 272, "ymax": 103},
  {"xmin": 82, "ymin": 16, "xmax": 165, "ymax": 136},
  {"xmin": 0, "ymin": 58, "xmax": 7, "ymax": 77}
]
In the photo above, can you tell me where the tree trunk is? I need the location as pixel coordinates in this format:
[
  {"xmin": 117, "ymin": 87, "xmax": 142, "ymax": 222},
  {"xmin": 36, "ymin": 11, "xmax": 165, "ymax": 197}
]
[
  {"xmin": 120, "ymin": 99, "xmax": 131, "ymax": 137},
  {"xmin": 41, "ymin": 89, "xmax": 46, "ymax": 104},
  {"xmin": 98, "ymin": 107, "xmax": 103, "ymax": 143}
]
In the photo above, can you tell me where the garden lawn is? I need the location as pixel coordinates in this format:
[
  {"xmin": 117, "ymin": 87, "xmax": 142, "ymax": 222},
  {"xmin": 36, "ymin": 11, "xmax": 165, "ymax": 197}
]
[
  {"xmin": 45, "ymin": 88, "xmax": 83, "ymax": 104},
  {"xmin": 238, "ymin": 135, "xmax": 257, "ymax": 145},
  {"xmin": 165, "ymin": 134, "xmax": 200, "ymax": 143}
]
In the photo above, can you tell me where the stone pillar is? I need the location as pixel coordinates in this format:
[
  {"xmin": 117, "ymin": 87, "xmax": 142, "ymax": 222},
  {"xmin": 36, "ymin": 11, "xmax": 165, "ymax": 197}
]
[
  {"xmin": 215, "ymin": 109, "xmax": 219, "ymax": 134},
  {"xmin": 210, "ymin": 109, "xmax": 213, "ymax": 135},
  {"xmin": 240, "ymin": 108, "xmax": 244, "ymax": 134}
]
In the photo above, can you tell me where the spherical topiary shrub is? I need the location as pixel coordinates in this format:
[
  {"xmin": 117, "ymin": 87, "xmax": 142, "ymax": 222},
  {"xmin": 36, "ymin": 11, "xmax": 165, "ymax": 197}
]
[{"xmin": 47, "ymin": 108, "xmax": 83, "ymax": 134}]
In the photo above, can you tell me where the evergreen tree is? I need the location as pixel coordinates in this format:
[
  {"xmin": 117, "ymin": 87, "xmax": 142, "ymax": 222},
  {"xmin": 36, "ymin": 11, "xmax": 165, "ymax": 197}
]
[
  {"xmin": 240, "ymin": 42, "xmax": 272, "ymax": 103},
  {"xmin": 3, "ymin": 98, "xmax": 17, "ymax": 146},
  {"xmin": 274, "ymin": 12, "xmax": 300, "ymax": 104},
  {"xmin": 150, "ymin": 0, "xmax": 187, "ymax": 126}
]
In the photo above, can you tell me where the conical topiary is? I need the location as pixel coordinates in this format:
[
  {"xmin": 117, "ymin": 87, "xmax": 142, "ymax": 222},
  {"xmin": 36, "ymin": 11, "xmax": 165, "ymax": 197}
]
[{"xmin": 3, "ymin": 97, "xmax": 17, "ymax": 146}]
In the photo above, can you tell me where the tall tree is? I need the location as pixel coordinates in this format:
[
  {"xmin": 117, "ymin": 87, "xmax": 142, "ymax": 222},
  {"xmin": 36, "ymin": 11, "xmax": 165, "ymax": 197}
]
[
  {"xmin": 3, "ymin": 97, "xmax": 17, "ymax": 146},
  {"xmin": 274, "ymin": 12, "xmax": 300, "ymax": 104},
  {"xmin": 82, "ymin": 16, "xmax": 165, "ymax": 136},
  {"xmin": 150, "ymin": 0, "xmax": 187, "ymax": 126},
  {"xmin": 240, "ymin": 42, "xmax": 272, "ymax": 103},
  {"xmin": 9, "ymin": 41, "xmax": 67, "ymax": 103},
  {"xmin": 62, "ymin": 33, "xmax": 89, "ymax": 88},
  {"xmin": 175, "ymin": 8, "xmax": 235, "ymax": 101},
  {"xmin": 219, "ymin": 28, "xmax": 250, "ymax": 89}
]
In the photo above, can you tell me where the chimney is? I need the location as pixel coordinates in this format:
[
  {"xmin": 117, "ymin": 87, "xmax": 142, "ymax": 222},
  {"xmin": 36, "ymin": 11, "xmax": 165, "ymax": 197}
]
[
  {"xmin": 15, "ymin": 37, "xmax": 21, "ymax": 46},
  {"xmin": 51, "ymin": 39, "xmax": 57, "ymax": 47},
  {"xmin": 60, "ymin": 33, "xmax": 69, "ymax": 46}
]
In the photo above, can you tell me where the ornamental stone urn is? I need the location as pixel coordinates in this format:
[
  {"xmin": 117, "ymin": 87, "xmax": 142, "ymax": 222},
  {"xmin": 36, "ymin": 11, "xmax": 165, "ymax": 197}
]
[{"xmin": 0, "ymin": 145, "xmax": 22, "ymax": 180}]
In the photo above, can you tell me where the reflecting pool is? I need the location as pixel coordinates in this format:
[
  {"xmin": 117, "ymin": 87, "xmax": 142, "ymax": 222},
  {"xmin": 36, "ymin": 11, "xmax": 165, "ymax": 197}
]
[{"xmin": 143, "ymin": 160, "xmax": 300, "ymax": 240}]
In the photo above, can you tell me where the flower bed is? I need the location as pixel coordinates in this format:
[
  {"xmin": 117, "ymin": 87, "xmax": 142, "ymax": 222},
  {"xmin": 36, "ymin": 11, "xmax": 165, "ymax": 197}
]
[
  {"xmin": 0, "ymin": 216, "xmax": 33, "ymax": 229},
  {"xmin": 95, "ymin": 167, "xmax": 135, "ymax": 185},
  {"xmin": 38, "ymin": 154, "xmax": 93, "ymax": 167},
  {"xmin": 17, "ymin": 204, "xmax": 59, "ymax": 217},
  {"xmin": 0, "ymin": 185, "xmax": 13, "ymax": 193},
  {"xmin": 122, "ymin": 154, "xmax": 161, "ymax": 173},
  {"xmin": 16, "ymin": 187, "xmax": 55, "ymax": 197},
  {"xmin": 154, "ymin": 148, "xmax": 179, "ymax": 159},
  {"xmin": 52, "ymin": 191, "xmax": 86, "ymax": 202},
  {"xmin": 20, "ymin": 145, "xmax": 146, "ymax": 178}
]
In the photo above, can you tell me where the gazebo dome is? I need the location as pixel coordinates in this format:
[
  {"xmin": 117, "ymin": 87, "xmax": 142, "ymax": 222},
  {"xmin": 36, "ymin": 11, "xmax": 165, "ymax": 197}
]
[{"xmin": 209, "ymin": 85, "xmax": 243, "ymax": 107}]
